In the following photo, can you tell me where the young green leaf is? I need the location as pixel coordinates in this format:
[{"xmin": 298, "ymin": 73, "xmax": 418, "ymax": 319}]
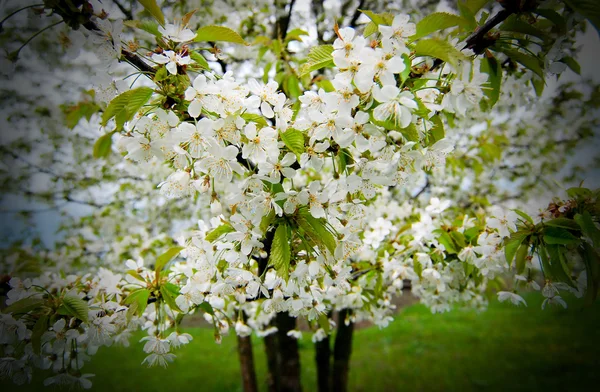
[
  {"xmin": 505, "ymin": 237, "xmax": 524, "ymax": 267},
  {"xmin": 3, "ymin": 296, "xmax": 44, "ymax": 315},
  {"xmin": 205, "ymin": 223, "xmax": 235, "ymax": 242},
  {"xmin": 194, "ymin": 26, "xmax": 247, "ymax": 45},
  {"xmin": 562, "ymin": 0, "xmax": 600, "ymax": 33},
  {"xmin": 31, "ymin": 314, "xmax": 49, "ymax": 354},
  {"xmin": 358, "ymin": 10, "xmax": 395, "ymax": 25},
  {"xmin": 501, "ymin": 49, "xmax": 545, "ymax": 79},
  {"xmin": 269, "ymin": 223, "xmax": 291, "ymax": 281},
  {"xmin": 543, "ymin": 227, "xmax": 580, "ymax": 245},
  {"xmin": 412, "ymin": 12, "xmax": 468, "ymax": 40},
  {"xmin": 101, "ymin": 87, "xmax": 154, "ymax": 129},
  {"xmin": 61, "ymin": 295, "xmax": 89, "ymax": 323},
  {"xmin": 580, "ymin": 242, "xmax": 600, "ymax": 305},
  {"xmin": 190, "ymin": 51, "xmax": 210, "ymax": 70},
  {"xmin": 137, "ymin": 0, "xmax": 165, "ymax": 26},
  {"xmin": 299, "ymin": 45, "xmax": 334, "ymax": 77},
  {"xmin": 574, "ymin": 212, "xmax": 600, "ymax": 247},
  {"xmin": 125, "ymin": 288, "xmax": 151, "ymax": 315},
  {"xmin": 280, "ymin": 128, "xmax": 305, "ymax": 156},
  {"xmin": 93, "ymin": 132, "xmax": 113, "ymax": 159},
  {"xmin": 543, "ymin": 218, "xmax": 581, "ymax": 231},
  {"xmin": 480, "ymin": 54, "xmax": 501, "ymax": 107},
  {"xmin": 296, "ymin": 210, "xmax": 337, "ymax": 255},
  {"xmin": 413, "ymin": 38, "xmax": 468, "ymax": 68},
  {"xmin": 515, "ymin": 242, "xmax": 529, "ymax": 274},
  {"xmin": 155, "ymin": 246, "xmax": 184, "ymax": 273},
  {"xmin": 160, "ymin": 285, "xmax": 181, "ymax": 312}
]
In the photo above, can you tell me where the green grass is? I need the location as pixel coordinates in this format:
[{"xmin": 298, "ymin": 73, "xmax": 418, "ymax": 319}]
[{"xmin": 10, "ymin": 294, "xmax": 600, "ymax": 391}]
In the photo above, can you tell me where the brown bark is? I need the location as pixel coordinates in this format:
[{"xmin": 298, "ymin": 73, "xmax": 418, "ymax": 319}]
[
  {"xmin": 237, "ymin": 333, "xmax": 259, "ymax": 392},
  {"xmin": 315, "ymin": 333, "xmax": 331, "ymax": 392},
  {"xmin": 332, "ymin": 309, "xmax": 354, "ymax": 392},
  {"xmin": 276, "ymin": 312, "xmax": 302, "ymax": 392},
  {"xmin": 264, "ymin": 330, "xmax": 281, "ymax": 392}
]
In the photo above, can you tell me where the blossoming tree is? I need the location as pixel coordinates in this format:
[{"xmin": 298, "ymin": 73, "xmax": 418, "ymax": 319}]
[{"xmin": 1, "ymin": 0, "xmax": 599, "ymax": 391}]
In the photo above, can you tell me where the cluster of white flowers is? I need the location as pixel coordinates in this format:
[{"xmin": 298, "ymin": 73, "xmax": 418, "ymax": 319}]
[{"xmin": 1, "ymin": 0, "xmax": 596, "ymax": 388}]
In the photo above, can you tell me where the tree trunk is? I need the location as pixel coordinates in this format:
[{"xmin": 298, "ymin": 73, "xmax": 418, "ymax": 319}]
[
  {"xmin": 276, "ymin": 311, "xmax": 302, "ymax": 392},
  {"xmin": 264, "ymin": 327, "xmax": 280, "ymax": 392},
  {"xmin": 237, "ymin": 333, "xmax": 259, "ymax": 392},
  {"xmin": 315, "ymin": 333, "xmax": 331, "ymax": 392},
  {"xmin": 332, "ymin": 309, "xmax": 354, "ymax": 392}
]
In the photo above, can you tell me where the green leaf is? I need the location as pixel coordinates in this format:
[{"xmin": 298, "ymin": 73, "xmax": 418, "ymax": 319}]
[
  {"xmin": 280, "ymin": 128, "xmax": 305, "ymax": 156},
  {"xmin": 566, "ymin": 187, "xmax": 593, "ymax": 199},
  {"xmin": 285, "ymin": 74, "xmax": 302, "ymax": 99},
  {"xmin": 505, "ymin": 237, "xmax": 524, "ymax": 267},
  {"xmin": 160, "ymin": 285, "xmax": 182, "ymax": 312},
  {"xmin": 269, "ymin": 223, "xmax": 291, "ymax": 281},
  {"xmin": 32, "ymin": 314, "xmax": 49, "ymax": 354},
  {"xmin": 436, "ymin": 231, "xmax": 457, "ymax": 254},
  {"xmin": 515, "ymin": 242, "xmax": 529, "ymax": 274},
  {"xmin": 544, "ymin": 227, "xmax": 580, "ymax": 245},
  {"xmin": 3, "ymin": 296, "xmax": 44, "ymax": 315},
  {"xmin": 318, "ymin": 313, "xmax": 330, "ymax": 334},
  {"xmin": 412, "ymin": 12, "xmax": 468, "ymax": 40},
  {"xmin": 101, "ymin": 87, "xmax": 154, "ymax": 129},
  {"xmin": 124, "ymin": 19, "xmax": 161, "ymax": 37},
  {"xmin": 194, "ymin": 25, "xmax": 247, "ymax": 45},
  {"xmin": 197, "ymin": 301, "xmax": 215, "ymax": 315},
  {"xmin": 93, "ymin": 132, "xmax": 113, "ymax": 159},
  {"xmin": 399, "ymin": 54, "xmax": 412, "ymax": 83},
  {"xmin": 562, "ymin": 0, "xmax": 600, "ymax": 33},
  {"xmin": 155, "ymin": 246, "xmax": 184, "ymax": 273},
  {"xmin": 61, "ymin": 295, "xmax": 89, "ymax": 323},
  {"xmin": 501, "ymin": 49, "xmax": 544, "ymax": 79},
  {"xmin": 260, "ymin": 209, "xmax": 276, "ymax": 233},
  {"xmin": 450, "ymin": 231, "xmax": 467, "ymax": 249},
  {"xmin": 580, "ymin": 241, "xmax": 600, "ymax": 305},
  {"xmin": 137, "ymin": 0, "xmax": 165, "ymax": 26},
  {"xmin": 544, "ymin": 218, "xmax": 581, "ymax": 231},
  {"xmin": 500, "ymin": 16, "xmax": 549, "ymax": 41},
  {"xmin": 125, "ymin": 288, "xmax": 151, "ymax": 316},
  {"xmin": 241, "ymin": 113, "xmax": 269, "ymax": 127},
  {"xmin": 512, "ymin": 209, "xmax": 534, "ymax": 225},
  {"xmin": 205, "ymin": 223, "xmax": 235, "ymax": 242},
  {"xmin": 299, "ymin": 45, "xmax": 334, "ymax": 77},
  {"xmin": 480, "ymin": 54, "xmax": 501, "ymax": 108},
  {"xmin": 575, "ymin": 212, "xmax": 600, "ymax": 248},
  {"xmin": 358, "ymin": 10, "xmax": 394, "ymax": 25},
  {"xmin": 463, "ymin": 0, "xmax": 490, "ymax": 14},
  {"xmin": 429, "ymin": 115, "xmax": 445, "ymax": 143},
  {"xmin": 190, "ymin": 51, "xmax": 210, "ymax": 70},
  {"xmin": 560, "ymin": 56, "xmax": 581, "ymax": 75},
  {"xmin": 533, "ymin": 9, "xmax": 567, "ymax": 31},
  {"xmin": 414, "ymin": 38, "xmax": 468, "ymax": 68},
  {"xmin": 531, "ymin": 76, "xmax": 545, "ymax": 97},
  {"xmin": 457, "ymin": 0, "xmax": 477, "ymax": 29},
  {"xmin": 285, "ymin": 28, "xmax": 309, "ymax": 42},
  {"xmin": 546, "ymin": 245, "xmax": 575, "ymax": 287},
  {"xmin": 296, "ymin": 210, "xmax": 337, "ymax": 255},
  {"xmin": 364, "ymin": 21, "xmax": 379, "ymax": 37}
]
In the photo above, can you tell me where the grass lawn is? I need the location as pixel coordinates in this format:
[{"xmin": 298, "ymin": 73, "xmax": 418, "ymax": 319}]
[{"xmin": 9, "ymin": 294, "xmax": 600, "ymax": 391}]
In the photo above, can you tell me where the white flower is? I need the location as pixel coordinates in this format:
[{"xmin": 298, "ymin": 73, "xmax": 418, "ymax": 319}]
[
  {"xmin": 372, "ymin": 85, "xmax": 417, "ymax": 129},
  {"xmin": 379, "ymin": 14, "xmax": 416, "ymax": 43},
  {"xmin": 196, "ymin": 143, "xmax": 244, "ymax": 182},
  {"xmin": 497, "ymin": 291, "xmax": 527, "ymax": 306},
  {"xmin": 142, "ymin": 353, "xmax": 176, "ymax": 368},
  {"xmin": 140, "ymin": 335, "xmax": 170, "ymax": 354},
  {"xmin": 258, "ymin": 153, "xmax": 297, "ymax": 183},
  {"xmin": 152, "ymin": 50, "xmax": 191, "ymax": 75},
  {"xmin": 159, "ymin": 22, "xmax": 196, "ymax": 42}
]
